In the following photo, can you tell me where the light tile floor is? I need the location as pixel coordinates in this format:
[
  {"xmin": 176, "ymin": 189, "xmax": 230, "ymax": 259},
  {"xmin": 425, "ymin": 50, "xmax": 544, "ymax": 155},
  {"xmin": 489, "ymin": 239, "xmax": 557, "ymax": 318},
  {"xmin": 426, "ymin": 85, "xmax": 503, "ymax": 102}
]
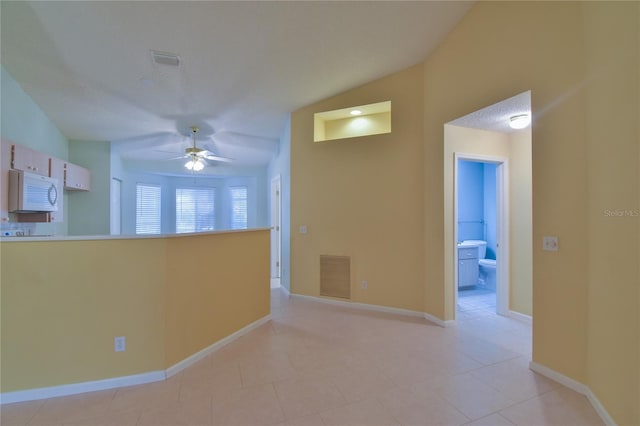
[{"xmin": 1, "ymin": 289, "xmax": 604, "ymax": 426}]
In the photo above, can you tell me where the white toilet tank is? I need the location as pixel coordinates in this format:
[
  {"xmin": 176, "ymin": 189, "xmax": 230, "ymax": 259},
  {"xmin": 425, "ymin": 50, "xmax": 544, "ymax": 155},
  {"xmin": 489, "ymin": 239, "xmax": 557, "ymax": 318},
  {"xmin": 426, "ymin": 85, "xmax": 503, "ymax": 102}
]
[{"xmin": 460, "ymin": 240, "xmax": 487, "ymax": 258}]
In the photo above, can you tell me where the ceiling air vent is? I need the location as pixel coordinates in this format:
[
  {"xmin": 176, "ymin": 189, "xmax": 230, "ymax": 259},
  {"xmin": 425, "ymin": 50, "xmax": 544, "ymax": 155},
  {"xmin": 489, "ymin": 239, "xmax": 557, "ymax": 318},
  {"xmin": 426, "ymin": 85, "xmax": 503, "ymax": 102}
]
[{"xmin": 150, "ymin": 50, "xmax": 180, "ymax": 67}]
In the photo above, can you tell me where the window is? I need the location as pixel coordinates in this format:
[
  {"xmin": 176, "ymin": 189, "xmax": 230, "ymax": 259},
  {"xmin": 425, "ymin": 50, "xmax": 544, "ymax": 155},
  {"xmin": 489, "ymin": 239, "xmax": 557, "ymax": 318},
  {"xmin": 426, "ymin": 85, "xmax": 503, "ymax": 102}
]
[
  {"xmin": 136, "ymin": 184, "xmax": 161, "ymax": 234},
  {"xmin": 230, "ymin": 186, "xmax": 248, "ymax": 229},
  {"xmin": 175, "ymin": 188, "xmax": 216, "ymax": 233}
]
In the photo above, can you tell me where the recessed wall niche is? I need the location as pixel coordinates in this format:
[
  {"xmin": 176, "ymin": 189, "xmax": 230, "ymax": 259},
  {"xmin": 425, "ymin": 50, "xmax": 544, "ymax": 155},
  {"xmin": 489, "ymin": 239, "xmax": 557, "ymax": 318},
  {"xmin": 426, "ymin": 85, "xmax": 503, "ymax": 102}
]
[{"xmin": 313, "ymin": 101, "xmax": 391, "ymax": 142}]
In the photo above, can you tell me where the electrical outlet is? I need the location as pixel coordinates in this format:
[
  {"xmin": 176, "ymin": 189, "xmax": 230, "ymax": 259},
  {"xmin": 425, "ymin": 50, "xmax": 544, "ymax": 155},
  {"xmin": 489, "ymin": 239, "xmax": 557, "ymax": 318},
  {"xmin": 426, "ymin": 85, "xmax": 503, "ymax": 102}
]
[
  {"xmin": 361, "ymin": 280, "xmax": 368, "ymax": 289},
  {"xmin": 543, "ymin": 236, "xmax": 558, "ymax": 251},
  {"xmin": 114, "ymin": 336, "xmax": 126, "ymax": 352},
  {"xmin": 299, "ymin": 225, "xmax": 308, "ymax": 234}
]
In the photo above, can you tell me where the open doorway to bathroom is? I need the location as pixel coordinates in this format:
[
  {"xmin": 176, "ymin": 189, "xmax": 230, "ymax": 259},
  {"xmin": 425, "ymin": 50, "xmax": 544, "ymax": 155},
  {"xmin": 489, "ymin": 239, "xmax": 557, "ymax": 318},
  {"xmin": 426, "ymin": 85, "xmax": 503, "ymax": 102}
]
[
  {"xmin": 455, "ymin": 156, "xmax": 506, "ymax": 317},
  {"xmin": 445, "ymin": 90, "xmax": 533, "ymax": 323}
]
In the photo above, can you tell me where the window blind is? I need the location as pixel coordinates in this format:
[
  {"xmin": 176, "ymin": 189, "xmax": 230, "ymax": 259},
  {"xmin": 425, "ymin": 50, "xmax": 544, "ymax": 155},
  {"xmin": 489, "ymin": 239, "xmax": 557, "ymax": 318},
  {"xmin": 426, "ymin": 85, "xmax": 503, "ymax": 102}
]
[
  {"xmin": 230, "ymin": 186, "xmax": 248, "ymax": 229},
  {"xmin": 176, "ymin": 187, "xmax": 216, "ymax": 233},
  {"xmin": 136, "ymin": 184, "xmax": 161, "ymax": 234}
]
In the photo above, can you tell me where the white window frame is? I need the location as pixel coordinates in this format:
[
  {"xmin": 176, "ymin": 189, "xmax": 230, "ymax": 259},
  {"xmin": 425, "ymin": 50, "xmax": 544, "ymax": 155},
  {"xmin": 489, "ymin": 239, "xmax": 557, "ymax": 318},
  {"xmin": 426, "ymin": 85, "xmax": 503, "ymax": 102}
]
[
  {"xmin": 175, "ymin": 187, "xmax": 216, "ymax": 234},
  {"xmin": 230, "ymin": 186, "xmax": 248, "ymax": 230},
  {"xmin": 136, "ymin": 183, "xmax": 162, "ymax": 235}
]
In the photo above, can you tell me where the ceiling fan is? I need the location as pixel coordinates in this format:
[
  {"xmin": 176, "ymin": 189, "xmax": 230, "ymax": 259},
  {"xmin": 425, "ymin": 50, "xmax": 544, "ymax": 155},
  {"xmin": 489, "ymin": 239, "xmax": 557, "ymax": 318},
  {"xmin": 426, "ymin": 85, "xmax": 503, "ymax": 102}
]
[{"xmin": 177, "ymin": 126, "xmax": 233, "ymax": 171}]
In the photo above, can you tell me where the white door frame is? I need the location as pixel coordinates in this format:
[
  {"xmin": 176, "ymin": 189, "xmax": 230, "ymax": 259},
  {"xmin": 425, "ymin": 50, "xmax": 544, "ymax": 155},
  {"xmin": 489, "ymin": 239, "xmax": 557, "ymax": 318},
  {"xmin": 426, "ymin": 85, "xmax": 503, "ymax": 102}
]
[
  {"xmin": 270, "ymin": 175, "xmax": 282, "ymax": 288},
  {"xmin": 453, "ymin": 153, "xmax": 509, "ymax": 316},
  {"xmin": 110, "ymin": 178, "xmax": 122, "ymax": 235}
]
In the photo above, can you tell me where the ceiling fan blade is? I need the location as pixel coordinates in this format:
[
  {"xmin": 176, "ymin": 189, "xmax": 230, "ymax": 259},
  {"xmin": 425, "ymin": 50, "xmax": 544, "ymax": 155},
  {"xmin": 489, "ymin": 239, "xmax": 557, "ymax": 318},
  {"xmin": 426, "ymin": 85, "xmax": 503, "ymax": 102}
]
[
  {"xmin": 154, "ymin": 149, "xmax": 185, "ymax": 154},
  {"xmin": 163, "ymin": 155, "xmax": 188, "ymax": 161},
  {"xmin": 200, "ymin": 153, "xmax": 233, "ymax": 162}
]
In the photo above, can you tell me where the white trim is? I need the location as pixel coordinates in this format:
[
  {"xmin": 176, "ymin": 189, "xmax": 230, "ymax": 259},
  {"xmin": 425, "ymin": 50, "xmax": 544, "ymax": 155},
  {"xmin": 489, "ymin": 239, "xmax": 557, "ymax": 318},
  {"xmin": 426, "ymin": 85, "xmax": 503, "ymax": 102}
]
[
  {"xmin": 166, "ymin": 314, "xmax": 271, "ymax": 378},
  {"xmin": 280, "ymin": 285, "xmax": 290, "ymax": 297},
  {"xmin": 529, "ymin": 362, "xmax": 616, "ymax": 426},
  {"xmin": 529, "ymin": 361, "xmax": 587, "ymax": 394},
  {"xmin": 0, "ymin": 371, "xmax": 165, "ymax": 404},
  {"xmin": 1, "ymin": 314, "xmax": 271, "ymax": 404},
  {"xmin": 290, "ymin": 293, "xmax": 447, "ymax": 327},
  {"xmin": 508, "ymin": 310, "xmax": 532, "ymax": 324},
  {"xmin": 270, "ymin": 278, "xmax": 281, "ymax": 289},
  {"xmin": 585, "ymin": 389, "xmax": 617, "ymax": 426},
  {"xmin": 270, "ymin": 174, "xmax": 282, "ymax": 282},
  {"xmin": 423, "ymin": 312, "xmax": 451, "ymax": 327}
]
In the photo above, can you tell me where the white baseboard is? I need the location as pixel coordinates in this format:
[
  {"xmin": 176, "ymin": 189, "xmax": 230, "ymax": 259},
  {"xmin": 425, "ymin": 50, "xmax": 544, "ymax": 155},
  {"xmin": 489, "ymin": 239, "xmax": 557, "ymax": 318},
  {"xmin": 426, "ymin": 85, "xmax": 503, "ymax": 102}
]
[
  {"xmin": 529, "ymin": 361, "xmax": 616, "ymax": 426},
  {"xmin": 0, "ymin": 371, "xmax": 166, "ymax": 404},
  {"xmin": 270, "ymin": 278, "xmax": 281, "ymax": 289},
  {"xmin": 1, "ymin": 315, "xmax": 271, "ymax": 405},
  {"xmin": 508, "ymin": 310, "xmax": 532, "ymax": 324},
  {"xmin": 290, "ymin": 293, "xmax": 448, "ymax": 327},
  {"xmin": 166, "ymin": 314, "xmax": 271, "ymax": 378},
  {"xmin": 423, "ymin": 312, "xmax": 448, "ymax": 327}
]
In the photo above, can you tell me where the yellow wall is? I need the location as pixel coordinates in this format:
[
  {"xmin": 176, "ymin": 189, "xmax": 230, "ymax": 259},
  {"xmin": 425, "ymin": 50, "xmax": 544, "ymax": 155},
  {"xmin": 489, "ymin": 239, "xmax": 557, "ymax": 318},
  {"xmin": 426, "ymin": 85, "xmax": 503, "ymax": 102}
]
[
  {"xmin": 291, "ymin": 64, "xmax": 425, "ymax": 311},
  {"xmin": 323, "ymin": 112, "xmax": 391, "ymax": 141},
  {"xmin": 508, "ymin": 130, "xmax": 533, "ymax": 316},
  {"xmin": 291, "ymin": 1, "xmax": 638, "ymax": 424},
  {"xmin": 583, "ymin": 2, "xmax": 639, "ymax": 424},
  {"xmin": 1, "ymin": 239, "xmax": 166, "ymax": 391},
  {"xmin": 443, "ymin": 125, "xmax": 533, "ymax": 318},
  {"xmin": 424, "ymin": 0, "xmax": 589, "ymax": 382},
  {"xmin": 0, "ymin": 230, "xmax": 270, "ymax": 392},
  {"xmin": 424, "ymin": 2, "xmax": 637, "ymax": 424},
  {"xmin": 165, "ymin": 231, "xmax": 270, "ymax": 367}
]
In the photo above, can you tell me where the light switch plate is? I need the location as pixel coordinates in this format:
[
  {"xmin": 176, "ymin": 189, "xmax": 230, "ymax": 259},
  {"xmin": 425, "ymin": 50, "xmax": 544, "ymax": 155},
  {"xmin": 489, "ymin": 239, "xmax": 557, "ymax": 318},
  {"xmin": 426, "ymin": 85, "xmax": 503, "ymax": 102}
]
[{"xmin": 543, "ymin": 236, "xmax": 558, "ymax": 251}]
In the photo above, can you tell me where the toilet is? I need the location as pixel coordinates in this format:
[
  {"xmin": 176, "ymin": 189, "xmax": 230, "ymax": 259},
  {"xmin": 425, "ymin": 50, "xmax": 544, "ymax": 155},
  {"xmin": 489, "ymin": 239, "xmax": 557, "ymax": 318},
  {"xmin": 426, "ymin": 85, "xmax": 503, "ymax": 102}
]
[{"xmin": 462, "ymin": 240, "xmax": 496, "ymax": 290}]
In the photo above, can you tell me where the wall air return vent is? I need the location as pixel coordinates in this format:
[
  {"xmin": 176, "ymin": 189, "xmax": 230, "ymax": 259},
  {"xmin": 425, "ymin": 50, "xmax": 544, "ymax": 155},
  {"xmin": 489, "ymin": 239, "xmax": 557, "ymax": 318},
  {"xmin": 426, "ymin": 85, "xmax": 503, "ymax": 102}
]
[
  {"xmin": 320, "ymin": 255, "xmax": 351, "ymax": 299},
  {"xmin": 151, "ymin": 50, "xmax": 180, "ymax": 67}
]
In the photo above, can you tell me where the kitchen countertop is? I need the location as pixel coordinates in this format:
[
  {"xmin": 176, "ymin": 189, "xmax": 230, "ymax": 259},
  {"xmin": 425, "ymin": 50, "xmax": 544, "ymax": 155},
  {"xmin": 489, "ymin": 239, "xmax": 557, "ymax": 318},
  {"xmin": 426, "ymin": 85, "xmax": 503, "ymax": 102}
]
[{"xmin": 0, "ymin": 227, "xmax": 270, "ymax": 242}]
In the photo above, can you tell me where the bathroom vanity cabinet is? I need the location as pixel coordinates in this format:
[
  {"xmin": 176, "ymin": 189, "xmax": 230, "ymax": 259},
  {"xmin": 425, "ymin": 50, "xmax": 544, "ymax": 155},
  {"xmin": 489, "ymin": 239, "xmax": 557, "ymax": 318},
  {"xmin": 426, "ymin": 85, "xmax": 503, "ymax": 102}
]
[{"xmin": 458, "ymin": 246, "xmax": 479, "ymax": 289}]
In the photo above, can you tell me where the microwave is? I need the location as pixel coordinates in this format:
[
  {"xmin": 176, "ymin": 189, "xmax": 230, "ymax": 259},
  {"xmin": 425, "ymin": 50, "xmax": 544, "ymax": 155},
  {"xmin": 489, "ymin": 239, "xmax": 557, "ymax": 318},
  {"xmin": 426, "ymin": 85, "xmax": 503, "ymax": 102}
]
[{"xmin": 8, "ymin": 170, "xmax": 59, "ymax": 213}]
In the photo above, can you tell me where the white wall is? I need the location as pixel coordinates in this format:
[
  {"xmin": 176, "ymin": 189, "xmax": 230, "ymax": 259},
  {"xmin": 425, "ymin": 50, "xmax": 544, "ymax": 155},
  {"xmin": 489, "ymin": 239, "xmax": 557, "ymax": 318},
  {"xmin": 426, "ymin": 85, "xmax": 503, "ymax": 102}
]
[{"xmin": 67, "ymin": 140, "xmax": 111, "ymax": 236}]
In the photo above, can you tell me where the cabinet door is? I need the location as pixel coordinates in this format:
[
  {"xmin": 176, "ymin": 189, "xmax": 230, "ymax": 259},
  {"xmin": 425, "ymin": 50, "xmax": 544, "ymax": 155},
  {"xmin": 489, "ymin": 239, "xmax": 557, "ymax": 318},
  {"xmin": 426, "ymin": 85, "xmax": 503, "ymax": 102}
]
[
  {"xmin": 64, "ymin": 163, "xmax": 91, "ymax": 191},
  {"xmin": 0, "ymin": 139, "xmax": 12, "ymax": 223},
  {"xmin": 11, "ymin": 144, "xmax": 49, "ymax": 176},
  {"xmin": 48, "ymin": 157, "xmax": 65, "ymax": 223},
  {"xmin": 458, "ymin": 259, "xmax": 479, "ymax": 288}
]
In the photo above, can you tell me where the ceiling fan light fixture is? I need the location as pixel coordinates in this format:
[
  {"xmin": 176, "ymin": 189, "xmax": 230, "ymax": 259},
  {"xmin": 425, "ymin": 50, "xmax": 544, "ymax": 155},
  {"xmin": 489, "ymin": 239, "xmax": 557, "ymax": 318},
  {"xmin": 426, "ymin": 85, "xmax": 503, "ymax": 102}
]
[
  {"xmin": 509, "ymin": 114, "xmax": 531, "ymax": 129},
  {"xmin": 184, "ymin": 158, "xmax": 204, "ymax": 171}
]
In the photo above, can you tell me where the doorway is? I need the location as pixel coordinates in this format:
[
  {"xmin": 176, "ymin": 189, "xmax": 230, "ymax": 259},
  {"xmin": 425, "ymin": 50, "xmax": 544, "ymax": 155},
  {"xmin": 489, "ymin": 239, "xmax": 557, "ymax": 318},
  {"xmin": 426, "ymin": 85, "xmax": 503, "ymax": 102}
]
[
  {"xmin": 270, "ymin": 175, "xmax": 282, "ymax": 288},
  {"xmin": 454, "ymin": 155, "xmax": 509, "ymax": 317},
  {"xmin": 444, "ymin": 90, "xmax": 533, "ymax": 323}
]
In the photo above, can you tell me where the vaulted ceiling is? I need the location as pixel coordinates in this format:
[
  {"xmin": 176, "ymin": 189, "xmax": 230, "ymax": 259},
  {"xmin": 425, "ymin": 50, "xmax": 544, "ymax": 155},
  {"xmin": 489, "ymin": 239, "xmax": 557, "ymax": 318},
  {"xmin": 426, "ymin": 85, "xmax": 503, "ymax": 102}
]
[{"xmin": 1, "ymin": 1, "xmax": 473, "ymax": 170}]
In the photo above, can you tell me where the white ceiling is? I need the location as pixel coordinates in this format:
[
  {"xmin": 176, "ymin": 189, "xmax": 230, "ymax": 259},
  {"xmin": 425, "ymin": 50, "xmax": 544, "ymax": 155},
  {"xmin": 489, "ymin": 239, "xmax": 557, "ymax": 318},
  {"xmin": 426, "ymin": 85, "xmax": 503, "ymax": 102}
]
[
  {"xmin": 1, "ymin": 1, "xmax": 474, "ymax": 172},
  {"xmin": 447, "ymin": 91, "xmax": 532, "ymax": 133}
]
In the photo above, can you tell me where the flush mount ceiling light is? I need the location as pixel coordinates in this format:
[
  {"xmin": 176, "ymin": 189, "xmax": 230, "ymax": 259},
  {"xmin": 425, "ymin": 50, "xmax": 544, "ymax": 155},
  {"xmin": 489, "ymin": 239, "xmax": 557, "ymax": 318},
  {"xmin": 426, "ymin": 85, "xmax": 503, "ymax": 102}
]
[
  {"xmin": 509, "ymin": 114, "xmax": 531, "ymax": 129},
  {"xmin": 350, "ymin": 110, "xmax": 363, "ymax": 116}
]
